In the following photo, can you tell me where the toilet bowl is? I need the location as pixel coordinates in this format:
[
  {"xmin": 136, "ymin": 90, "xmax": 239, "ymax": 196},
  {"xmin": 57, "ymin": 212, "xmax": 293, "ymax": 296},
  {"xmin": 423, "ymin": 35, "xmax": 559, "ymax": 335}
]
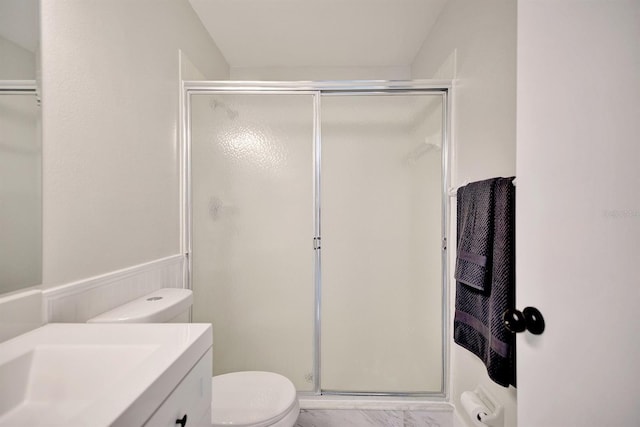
[
  {"xmin": 212, "ymin": 371, "xmax": 299, "ymax": 427},
  {"xmin": 87, "ymin": 288, "xmax": 299, "ymax": 427}
]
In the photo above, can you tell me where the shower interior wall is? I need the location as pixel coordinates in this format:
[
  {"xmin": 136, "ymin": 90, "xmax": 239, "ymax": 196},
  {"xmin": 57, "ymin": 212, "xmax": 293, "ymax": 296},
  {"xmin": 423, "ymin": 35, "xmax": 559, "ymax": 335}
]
[
  {"xmin": 190, "ymin": 91, "xmax": 444, "ymax": 393},
  {"xmin": 320, "ymin": 95, "xmax": 443, "ymax": 393}
]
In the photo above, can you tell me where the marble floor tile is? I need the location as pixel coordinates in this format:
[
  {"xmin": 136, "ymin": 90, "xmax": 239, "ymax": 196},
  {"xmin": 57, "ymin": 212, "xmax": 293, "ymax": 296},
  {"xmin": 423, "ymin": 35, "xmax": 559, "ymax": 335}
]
[
  {"xmin": 403, "ymin": 410, "xmax": 452, "ymax": 427},
  {"xmin": 295, "ymin": 409, "xmax": 403, "ymax": 427}
]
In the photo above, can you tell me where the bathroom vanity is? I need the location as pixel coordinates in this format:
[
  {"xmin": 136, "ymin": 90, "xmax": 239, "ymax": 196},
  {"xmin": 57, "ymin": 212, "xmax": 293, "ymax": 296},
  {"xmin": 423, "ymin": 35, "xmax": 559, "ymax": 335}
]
[{"xmin": 0, "ymin": 323, "xmax": 212, "ymax": 426}]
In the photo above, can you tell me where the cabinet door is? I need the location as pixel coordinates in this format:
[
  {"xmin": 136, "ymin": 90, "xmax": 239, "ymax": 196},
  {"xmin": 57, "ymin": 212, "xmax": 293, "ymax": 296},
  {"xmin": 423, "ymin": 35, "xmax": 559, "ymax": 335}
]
[{"xmin": 144, "ymin": 348, "xmax": 212, "ymax": 427}]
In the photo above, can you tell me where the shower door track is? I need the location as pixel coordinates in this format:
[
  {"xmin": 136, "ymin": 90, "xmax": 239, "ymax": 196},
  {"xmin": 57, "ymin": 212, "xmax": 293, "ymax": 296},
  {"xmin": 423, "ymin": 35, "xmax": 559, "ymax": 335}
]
[{"xmin": 182, "ymin": 80, "xmax": 452, "ymax": 399}]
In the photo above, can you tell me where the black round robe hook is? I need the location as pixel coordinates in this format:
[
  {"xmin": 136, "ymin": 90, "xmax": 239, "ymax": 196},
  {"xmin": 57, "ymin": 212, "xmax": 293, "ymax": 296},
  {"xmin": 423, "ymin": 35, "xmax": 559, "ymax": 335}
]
[
  {"xmin": 503, "ymin": 308, "xmax": 526, "ymax": 333},
  {"xmin": 523, "ymin": 306, "xmax": 545, "ymax": 335},
  {"xmin": 503, "ymin": 306, "xmax": 545, "ymax": 335}
]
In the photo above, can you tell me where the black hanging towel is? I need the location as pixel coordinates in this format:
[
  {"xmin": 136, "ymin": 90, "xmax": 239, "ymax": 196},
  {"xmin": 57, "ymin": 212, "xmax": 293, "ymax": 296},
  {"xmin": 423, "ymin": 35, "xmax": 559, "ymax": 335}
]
[{"xmin": 453, "ymin": 177, "xmax": 516, "ymax": 387}]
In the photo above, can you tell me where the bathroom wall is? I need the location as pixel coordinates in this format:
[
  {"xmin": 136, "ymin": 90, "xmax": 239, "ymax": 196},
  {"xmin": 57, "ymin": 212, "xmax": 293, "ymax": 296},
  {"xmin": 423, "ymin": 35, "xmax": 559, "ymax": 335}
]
[
  {"xmin": 39, "ymin": 0, "xmax": 229, "ymax": 285},
  {"xmin": 0, "ymin": 36, "xmax": 36, "ymax": 79},
  {"xmin": 0, "ymin": 290, "xmax": 43, "ymax": 343},
  {"xmin": 411, "ymin": 1, "xmax": 517, "ymax": 426},
  {"xmin": 0, "ymin": 93, "xmax": 41, "ymax": 292},
  {"xmin": 230, "ymin": 66, "xmax": 411, "ymax": 81},
  {"xmin": 0, "ymin": 33, "xmax": 41, "ymax": 294}
]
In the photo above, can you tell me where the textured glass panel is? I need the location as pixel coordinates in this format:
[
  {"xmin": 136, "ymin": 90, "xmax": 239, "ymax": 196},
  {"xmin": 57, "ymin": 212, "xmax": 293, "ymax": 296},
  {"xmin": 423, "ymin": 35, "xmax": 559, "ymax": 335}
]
[
  {"xmin": 191, "ymin": 94, "xmax": 315, "ymax": 391},
  {"xmin": 321, "ymin": 95, "xmax": 443, "ymax": 393}
]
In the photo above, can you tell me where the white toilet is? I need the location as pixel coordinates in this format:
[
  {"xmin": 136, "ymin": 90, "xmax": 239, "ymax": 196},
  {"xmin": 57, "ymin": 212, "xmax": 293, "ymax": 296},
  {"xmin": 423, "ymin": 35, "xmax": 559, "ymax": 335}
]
[{"xmin": 87, "ymin": 288, "xmax": 300, "ymax": 427}]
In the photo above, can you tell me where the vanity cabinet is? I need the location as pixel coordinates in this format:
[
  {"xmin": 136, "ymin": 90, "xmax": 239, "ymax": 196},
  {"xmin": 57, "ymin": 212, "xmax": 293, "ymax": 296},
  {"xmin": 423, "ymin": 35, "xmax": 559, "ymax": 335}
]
[{"xmin": 144, "ymin": 348, "xmax": 212, "ymax": 427}]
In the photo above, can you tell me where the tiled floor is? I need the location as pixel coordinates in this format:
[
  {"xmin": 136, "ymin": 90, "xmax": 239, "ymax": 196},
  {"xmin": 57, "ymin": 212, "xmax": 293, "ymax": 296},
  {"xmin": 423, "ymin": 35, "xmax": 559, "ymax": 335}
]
[{"xmin": 295, "ymin": 409, "xmax": 452, "ymax": 427}]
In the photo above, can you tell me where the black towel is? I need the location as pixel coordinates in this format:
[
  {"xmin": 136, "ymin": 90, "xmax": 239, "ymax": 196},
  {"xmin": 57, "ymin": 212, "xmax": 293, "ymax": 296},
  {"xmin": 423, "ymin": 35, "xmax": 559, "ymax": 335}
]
[
  {"xmin": 454, "ymin": 177, "xmax": 516, "ymax": 387},
  {"xmin": 454, "ymin": 179, "xmax": 495, "ymax": 291}
]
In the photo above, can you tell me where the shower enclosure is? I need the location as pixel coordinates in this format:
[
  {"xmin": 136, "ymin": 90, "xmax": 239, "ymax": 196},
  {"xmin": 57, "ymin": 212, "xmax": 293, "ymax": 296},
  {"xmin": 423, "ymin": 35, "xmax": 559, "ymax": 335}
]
[{"xmin": 184, "ymin": 81, "xmax": 449, "ymax": 396}]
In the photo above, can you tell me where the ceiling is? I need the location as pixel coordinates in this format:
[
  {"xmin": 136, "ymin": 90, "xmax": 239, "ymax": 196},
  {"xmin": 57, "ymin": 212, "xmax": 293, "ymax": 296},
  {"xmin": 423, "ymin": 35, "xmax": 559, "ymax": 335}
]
[{"xmin": 188, "ymin": 0, "xmax": 449, "ymax": 69}]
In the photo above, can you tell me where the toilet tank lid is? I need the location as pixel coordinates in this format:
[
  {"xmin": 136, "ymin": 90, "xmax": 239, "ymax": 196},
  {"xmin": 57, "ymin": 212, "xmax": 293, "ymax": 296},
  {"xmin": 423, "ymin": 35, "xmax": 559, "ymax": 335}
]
[{"xmin": 87, "ymin": 288, "xmax": 193, "ymax": 323}]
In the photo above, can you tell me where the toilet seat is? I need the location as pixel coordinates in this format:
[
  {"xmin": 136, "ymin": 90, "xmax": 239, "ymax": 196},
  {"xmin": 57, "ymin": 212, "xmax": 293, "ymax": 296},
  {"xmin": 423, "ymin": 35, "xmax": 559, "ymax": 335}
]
[{"xmin": 211, "ymin": 371, "xmax": 299, "ymax": 427}]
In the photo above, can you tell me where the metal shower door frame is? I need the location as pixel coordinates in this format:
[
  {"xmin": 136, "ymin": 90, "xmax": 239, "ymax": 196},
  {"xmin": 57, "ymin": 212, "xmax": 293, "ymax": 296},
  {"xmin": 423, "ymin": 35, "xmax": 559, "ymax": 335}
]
[{"xmin": 181, "ymin": 80, "xmax": 451, "ymax": 398}]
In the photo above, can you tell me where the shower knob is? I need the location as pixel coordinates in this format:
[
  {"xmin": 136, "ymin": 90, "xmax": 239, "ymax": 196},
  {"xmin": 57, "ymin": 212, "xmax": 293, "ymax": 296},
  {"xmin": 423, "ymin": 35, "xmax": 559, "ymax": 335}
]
[{"xmin": 503, "ymin": 307, "xmax": 545, "ymax": 335}]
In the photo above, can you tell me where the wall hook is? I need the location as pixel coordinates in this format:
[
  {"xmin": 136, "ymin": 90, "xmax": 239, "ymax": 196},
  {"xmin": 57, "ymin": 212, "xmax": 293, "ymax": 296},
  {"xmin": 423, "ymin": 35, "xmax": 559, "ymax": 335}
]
[{"xmin": 503, "ymin": 307, "xmax": 545, "ymax": 335}]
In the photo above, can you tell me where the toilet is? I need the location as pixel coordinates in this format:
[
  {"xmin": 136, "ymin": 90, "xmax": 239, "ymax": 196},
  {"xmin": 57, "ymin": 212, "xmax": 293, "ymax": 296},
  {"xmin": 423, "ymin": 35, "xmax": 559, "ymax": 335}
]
[{"xmin": 87, "ymin": 288, "xmax": 300, "ymax": 427}]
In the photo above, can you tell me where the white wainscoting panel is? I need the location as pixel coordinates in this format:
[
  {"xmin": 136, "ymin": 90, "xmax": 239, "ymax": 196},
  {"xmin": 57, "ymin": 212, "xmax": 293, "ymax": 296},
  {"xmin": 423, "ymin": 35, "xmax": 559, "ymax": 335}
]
[{"xmin": 43, "ymin": 255, "xmax": 185, "ymax": 322}]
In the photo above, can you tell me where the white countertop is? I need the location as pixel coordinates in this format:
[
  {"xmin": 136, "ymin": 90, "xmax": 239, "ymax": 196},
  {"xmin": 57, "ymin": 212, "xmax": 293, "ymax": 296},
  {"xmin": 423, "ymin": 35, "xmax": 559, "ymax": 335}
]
[{"xmin": 0, "ymin": 323, "xmax": 212, "ymax": 426}]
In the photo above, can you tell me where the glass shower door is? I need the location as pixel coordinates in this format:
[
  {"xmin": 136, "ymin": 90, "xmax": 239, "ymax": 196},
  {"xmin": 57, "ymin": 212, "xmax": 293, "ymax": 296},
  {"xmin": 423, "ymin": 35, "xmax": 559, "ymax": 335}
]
[
  {"xmin": 190, "ymin": 93, "xmax": 316, "ymax": 391},
  {"xmin": 320, "ymin": 94, "xmax": 444, "ymax": 393}
]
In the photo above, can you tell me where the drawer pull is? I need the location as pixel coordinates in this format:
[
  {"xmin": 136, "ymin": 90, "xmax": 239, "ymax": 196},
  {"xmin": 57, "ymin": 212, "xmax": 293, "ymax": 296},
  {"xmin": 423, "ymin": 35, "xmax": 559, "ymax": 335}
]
[{"xmin": 176, "ymin": 414, "xmax": 188, "ymax": 426}]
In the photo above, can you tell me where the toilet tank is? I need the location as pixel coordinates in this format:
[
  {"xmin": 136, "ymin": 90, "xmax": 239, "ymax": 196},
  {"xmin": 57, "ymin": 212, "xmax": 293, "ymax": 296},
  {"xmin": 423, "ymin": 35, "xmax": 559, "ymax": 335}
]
[{"xmin": 87, "ymin": 288, "xmax": 193, "ymax": 323}]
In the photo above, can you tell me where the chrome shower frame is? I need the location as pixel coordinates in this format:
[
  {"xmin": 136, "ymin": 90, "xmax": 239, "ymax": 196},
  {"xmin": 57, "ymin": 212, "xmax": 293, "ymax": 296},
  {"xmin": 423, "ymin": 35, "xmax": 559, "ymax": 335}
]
[{"xmin": 181, "ymin": 80, "xmax": 452, "ymax": 399}]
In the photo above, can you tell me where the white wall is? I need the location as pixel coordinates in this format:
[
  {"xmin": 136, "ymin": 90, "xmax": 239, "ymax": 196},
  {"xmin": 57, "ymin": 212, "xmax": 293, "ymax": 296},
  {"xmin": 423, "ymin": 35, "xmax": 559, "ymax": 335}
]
[
  {"xmin": 230, "ymin": 66, "xmax": 411, "ymax": 81},
  {"xmin": 40, "ymin": 0, "xmax": 229, "ymax": 285},
  {"xmin": 411, "ymin": 1, "xmax": 517, "ymax": 426},
  {"xmin": 0, "ymin": 94, "xmax": 41, "ymax": 292},
  {"xmin": 0, "ymin": 290, "xmax": 42, "ymax": 343},
  {"xmin": 0, "ymin": 36, "xmax": 41, "ymax": 293},
  {"xmin": 0, "ymin": 36, "xmax": 36, "ymax": 80}
]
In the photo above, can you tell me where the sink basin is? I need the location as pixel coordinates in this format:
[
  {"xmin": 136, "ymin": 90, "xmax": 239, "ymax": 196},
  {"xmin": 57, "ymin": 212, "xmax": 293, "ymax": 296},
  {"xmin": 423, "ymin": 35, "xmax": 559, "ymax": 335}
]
[{"xmin": 0, "ymin": 323, "xmax": 212, "ymax": 426}]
